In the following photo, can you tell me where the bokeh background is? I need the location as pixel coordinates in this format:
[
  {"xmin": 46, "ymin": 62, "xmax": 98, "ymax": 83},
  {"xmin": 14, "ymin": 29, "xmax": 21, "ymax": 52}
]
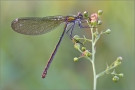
[{"xmin": 0, "ymin": 1, "xmax": 134, "ymax": 90}]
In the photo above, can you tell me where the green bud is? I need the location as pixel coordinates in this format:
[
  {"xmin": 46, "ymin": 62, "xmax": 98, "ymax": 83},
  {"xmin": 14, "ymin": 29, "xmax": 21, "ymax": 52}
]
[
  {"xmin": 98, "ymin": 10, "xmax": 103, "ymax": 15},
  {"xmin": 117, "ymin": 56, "xmax": 123, "ymax": 62},
  {"xmin": 85, "ymin": 50, "xmax": 92, "ymax": 57},
  {"xmin": 72, "ymin": 35, "xmax": 80, "ymax": 44},
  {"xmin": 105, "ymin": 29, "xmax": 111, "ymax": 34},
  {"xmin": 73, "ymin": 35, "xmax": 80, "ymax": 41},
  {"xmin": 112, "ymin": 76, "xmax": 119, "ymax": 82},
  {"xmin": 83, "ymin": 11, "xmax": 89, "ymax": 18},
  {"xmin": 74, "ymin": 57, "xmax": 78, "ymax": 62},
  {"xmin": 114, "ymin": 56, "xmax": 123, "ymax": 66},
  {"xmin": 117, "ymin": 62, "xmax": 121, "ymax": 66},
  {"xmin": 119, "ymin": 73, "xmax": 124, "ymax": 78},
  {"xmin": 82, "ymin": 47, "xmax": 86, "ymax": 51},
  {"xmin": 114, "ymin": 61, "xmax": 121, "ymax": 66},
  {"xmin": 74, "ymin": 43, "xmax": 80, "ymax": 50},
  {"xmin": 97, "ymin": 20, "xmax": 102, "ymax": 25}
]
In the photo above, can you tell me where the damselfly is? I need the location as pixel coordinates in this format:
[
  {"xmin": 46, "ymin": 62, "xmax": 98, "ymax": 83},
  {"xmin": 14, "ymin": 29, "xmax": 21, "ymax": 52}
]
[{"xmin": 11, "ymin": 12, "xmax": 88, "ymax": 78}]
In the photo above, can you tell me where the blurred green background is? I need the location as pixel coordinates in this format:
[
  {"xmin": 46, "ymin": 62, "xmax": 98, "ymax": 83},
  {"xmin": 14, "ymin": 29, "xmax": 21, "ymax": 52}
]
[{"xmin": 0, "ymin": 1, "xmax": 134, "ymax": 90}]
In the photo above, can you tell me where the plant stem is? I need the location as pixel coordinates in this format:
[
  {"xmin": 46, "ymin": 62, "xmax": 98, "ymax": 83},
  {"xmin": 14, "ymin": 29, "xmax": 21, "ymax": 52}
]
[
  {"xmin": 91, "ymin": 27, "xmax": 97, "ymax": 90},
  {"xmin": 92, "ymin": 61, "xmax": 97, "ymax": 90},
  {"xmin": 96, "ymin": 65, "xmax": 118, "ymax": 79}
]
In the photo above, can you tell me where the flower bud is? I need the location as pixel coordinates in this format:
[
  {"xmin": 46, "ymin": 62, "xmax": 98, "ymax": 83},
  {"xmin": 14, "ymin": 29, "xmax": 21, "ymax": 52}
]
[
  {"xmin": 73, "ymin": 35, "xmax": 80, "ymax": 41},
  {"xmin": 105, "ymin": 29, "xmax": 111, "ymax": 34},
  {"xmin": 114, "ymin": 56, "xmax": 123, "ymax": 66},
  {"xmin": 97, "ymin": 20, "xmax": 102, "ymax": 25},
  {"xmin": 74, "ymin": 57, "xmax": 78, "ymax": 62},
  {"xmin": 74, "ymin": 43, "xmax": 80, "ymax": 50},
  {"xmin": 83, "ymin": 11, "xmax": 89, "ymax": 18},
  {"xmin": 90, "ymin": 13, "xmax": 98, "ymax": 27},
  {"xmin": 72, "ymin": 35, "xmax": 80, "ymax": 43},
  {"xmin": 112, "ymin": 76, "xmax": 119, "ymax": 82},
  {"xmin": 98, "ymin": 10, "xmax": 103, "ymax": 15},
  {"xmin": 85, "ymin": 50, "xmax": 92, "ymax": 57},
  {"xmin": 119, "ymin": 73, "xmax": 124, "ymax": 78},
  {"xmin": 82, "ymin": 47, "xmax": 86, "ymax": 51},
  {"xmin": 117, "ymin": 56, "xmax": 123, "ymax": 62}
]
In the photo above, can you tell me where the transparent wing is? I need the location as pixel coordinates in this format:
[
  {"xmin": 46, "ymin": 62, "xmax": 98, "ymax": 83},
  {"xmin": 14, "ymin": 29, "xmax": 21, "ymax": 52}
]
[{"xmin": 11, "ymin": 16, "xmax": 65, "ymax": 35}]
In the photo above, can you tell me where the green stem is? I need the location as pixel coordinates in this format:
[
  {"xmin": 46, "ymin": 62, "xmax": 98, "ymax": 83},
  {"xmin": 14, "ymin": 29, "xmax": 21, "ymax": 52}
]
[
  {"xmin": 92, "ymin": 61, "xmax": 97, "ymax": 90},
  {"xmin": 91, "ymin": 27, "xmax": 97, "ymax": 90},
  {"xmin": 96, "ymin": 65, "xmax": 118, "ymax": 78}
]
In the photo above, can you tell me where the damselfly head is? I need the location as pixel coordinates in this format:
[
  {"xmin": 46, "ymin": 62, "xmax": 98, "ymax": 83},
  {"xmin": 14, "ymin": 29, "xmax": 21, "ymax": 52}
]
[{"xmin": 77, "ymin": 12, "xmax": 83, "ymax": 19}]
